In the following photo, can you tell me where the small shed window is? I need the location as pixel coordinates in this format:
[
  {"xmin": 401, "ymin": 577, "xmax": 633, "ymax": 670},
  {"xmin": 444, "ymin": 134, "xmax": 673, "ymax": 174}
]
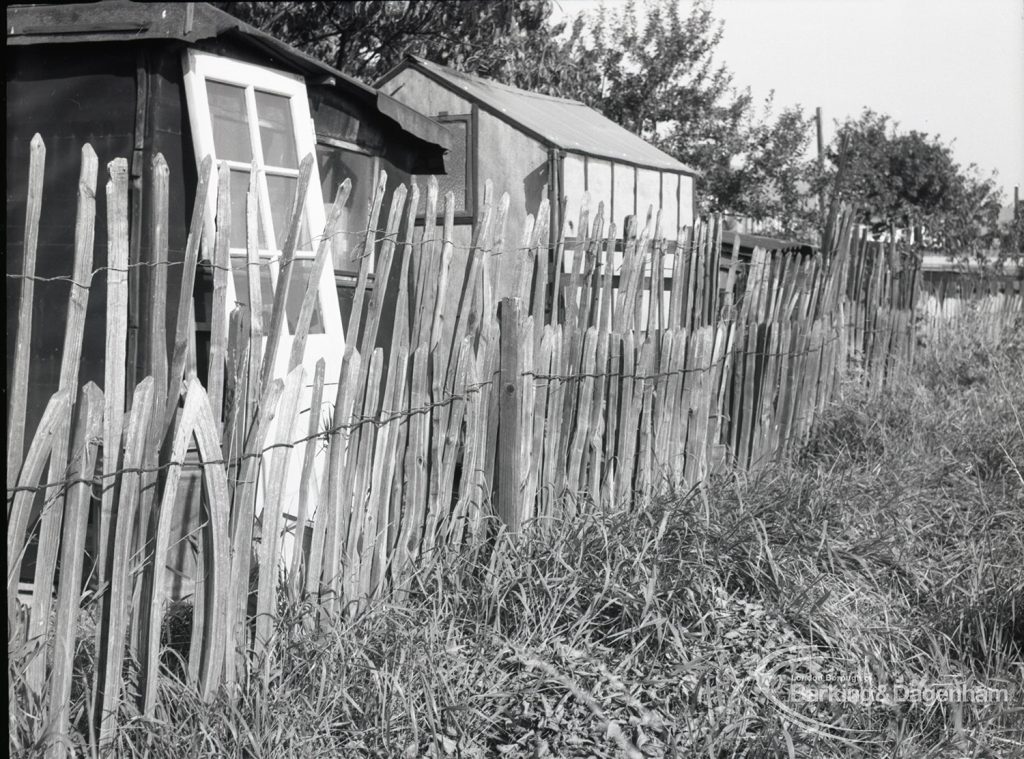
[
  {"xmin": 183, "ymin": 51, "xmax": 344, "ymax": 344},
  {"xmin": 315, "ymin": 139, "xmax": 377, "ymax": 274},
  {"xmin": 435, "ymin": 114, "xmax": 474, "ymax": 218}
]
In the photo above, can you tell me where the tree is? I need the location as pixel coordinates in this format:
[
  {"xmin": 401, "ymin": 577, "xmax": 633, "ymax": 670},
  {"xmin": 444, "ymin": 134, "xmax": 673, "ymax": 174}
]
[
  {"xmin": 581, "ymin": 0, "xmax": 816, "ymax": 234},
  {"xmin": 822, "ymin": 110, "xmax": 1004, "ymax": 255},
  {"xmin": 215, "ymin": 1, "xmax": 592, "ymax": 95}
]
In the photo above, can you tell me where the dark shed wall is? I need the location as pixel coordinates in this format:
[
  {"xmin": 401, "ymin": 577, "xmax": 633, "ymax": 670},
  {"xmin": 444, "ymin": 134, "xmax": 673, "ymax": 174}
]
[
  {"xmin": 7, "ymin": 42, "xmax": 136, "ymax": 442},
  {"xmin": 7, "ymin": 41, "xmax": 196, "ymax": 445},
  {"xmin": 137, "ymin": 45, "xmax": 196, "ymax": 386}
]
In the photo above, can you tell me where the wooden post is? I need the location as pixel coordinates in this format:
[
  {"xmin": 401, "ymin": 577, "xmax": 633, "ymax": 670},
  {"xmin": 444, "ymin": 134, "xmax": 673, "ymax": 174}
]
[
  {"xmin": 497, "ymin": 297, "xmax": 523, "ymax": 532},
  {"xmin": 7, "ymin": 133, "xmax": 45, "ymax": 489}
]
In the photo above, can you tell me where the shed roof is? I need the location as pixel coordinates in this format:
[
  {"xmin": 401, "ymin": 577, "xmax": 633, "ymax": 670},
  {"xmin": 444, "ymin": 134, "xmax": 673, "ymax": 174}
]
[
  {"xmin": 6, "ymin": 2, "xmax": 451, "ymax": 154},
  {"xmin": 378, "ymin": 56, "xmax": 699, "ymax": 176}
]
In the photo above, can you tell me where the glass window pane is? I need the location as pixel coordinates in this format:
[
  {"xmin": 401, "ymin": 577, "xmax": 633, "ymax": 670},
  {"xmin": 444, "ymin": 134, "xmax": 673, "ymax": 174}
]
[
  {"xmin": 230, "ymin": 255, "xmax": 274, "ymax": 328},
  {"xmin": 316, "ymin": 144, "xmax": 374, "ymax": 271},
  {"xmin": 266, "ymin": 173, "xmax": 312, "ymax": 251},
  {"xmin": 206, "ymin": 81, "xmax": 252, "ymax": 163},
  {"xmin": 255, "ymin": 90, "xmax": 298, "ymax": 169},
  {"xmin": 437, "ymin": 118, "xmax": 469, "ymax": 213},
  {"xmin": 285, "ymin": 259, "xmax": 325, "ymax": 334},
  {"xmin": 229, "ymin": 169, "xmax": 269, "ymax": 249}
]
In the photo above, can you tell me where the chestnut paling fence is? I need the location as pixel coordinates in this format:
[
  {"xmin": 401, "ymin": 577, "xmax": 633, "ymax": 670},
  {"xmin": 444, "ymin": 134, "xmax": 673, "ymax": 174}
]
[{"xmin": 8, "ymin": 137, "xmax": 1019, "ymax": 753}]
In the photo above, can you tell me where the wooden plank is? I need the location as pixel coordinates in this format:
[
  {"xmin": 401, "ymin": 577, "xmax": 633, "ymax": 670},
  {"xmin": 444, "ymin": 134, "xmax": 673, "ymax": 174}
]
[
  {"xmin": 652, "ymin": 329, "xmax": 676, "ymax": 476},
  {"xmin": 496, "ymin": 298, "xmax": 524, "ymax": 531},
  {"xmin": 564, "ymin": 199, "xmax": 591, "ymax": 329},
  {"xmin": 27, "ymin": 144, "xmax": 98, "ymax": 694},
  {"xmin": 586, "ymin": 329, "xmax": 610, "ymax": 507},
  {"xmin": 358, "ymin": 183, "xmax": 408, "ymax": 365},
  {"xmin": 222, "ymin": 306, "xmax": 250, "ymax": 498},
  {"xmin": 97, "ymin": 378, "xmax": 154, "ymax": 746},
  {"xmin": 6, "ymin": 391, "xmax": 70, "ymax": 626},
  {"xmin": 666, "ymin": 329, "xmax": 689, "ymax": 480},
  {"xmin": 315, "ymin": 347, "xmax": 360, "ymax": 611},
  {"xmin": 647, "ymin": 211, "xmax": 665, "ymax": 335},
  {"xmin": 146, "ymin": 154, "xmax": 170, "ymax": 418},
  {"xmin": 342, "ymin": 348, "xmax": 384, "ymax": 607},
  {"xmin": 447, "ymin": 195, "xmax": 494, "ymax": 376},
  {"xmin": 613, "ymin": 331, "xmax": 636, "ymax": 504},
  {"xmin": 598, "ymin": 222, "xmax": 618, "ymax": 335},
  {"xmin": 525, "ymin": 327, "xmax": 554, "ymax": 523},
  {"xmin": 253, "ymin": 366, "xmax": 305, "ymax": 657},
  {"xmin": 362, "ymin": 341, "xmax": 410, "ymax": 598},
  {"xmin": 395, "ymin": 343, "xmax": 430, "ymax": 584},
  {"xmin": 635, "ymin": 336, "xmax": 657, "ymax": 496},
  {"xmin": 223, "ymin": 377, "xmax": 282, "ymax": 681},
  {"xmin": 45, "ymin": 383, "xmax": 103, "ymax": 759},
  {"xmin": 602, "ymin": 332, "xmax": 622, "ymax": 503},
  {"xmin": 430, "ymin": 192, "xmax": 456, "ymax": 351},
  {"xmin": 260, "ymin": 154, "xmax": 314, "ymax": 389},
  {"xmin": 515, "ymin": 213, "xmax": 537, "ymax": 305},
  {"xmin": 432, "ymin": 338, "xmax": 474, "ymax": 540},
  {"xmin": 289, "ymin": 357, "xmax": 325, "ymax": 597},
  {"xmin": 578, "ymin": 204, "xmax": 604, "ymax": 335},
  {"xmin": 366, "ymin": 208, "xmax": 416, "ymax": 594},
  {"xmin": 164, "ymin": 155, "xmax": 214, "ymax": 428},
  {"xmin": 97, "ymin": 158, "xmax": 129, "ymax": 601},
  {"xmin": 208, "ymin": 161, "xmax": 231, "ymax": 421},
  {"xmin": 566, "ymin": 326, "xmax": 598, "ymax": 496},
  {"xmin": 532, "ymin": 203, "xmax": 550, "ymax": 329},
  {"xmin": 185, "ymin": 384, "xmax": 233, "ymax": 700},
  {"xmin": 412, "ymin": 177, "xmax": 439, "ymax": 350},
  {"xmin": 693, "ymin": 326, "xmax": 716, "ymax": 481},
  {"xmin": 245, "ymin": 172, "xmax": 265, "ymax": 408},
  {"xmin": 450, "ymin": 347, "xmax": 486, "ymax": 547},
  {"xmin": 288, "ymin": 181, "xmax": 351, "ymax": 370},
  {"xmin": 141, "ymin": 380, "xmax": 228, "ymax": 714},
  {"xmin": 539, "ymin": 326, "xmax": 564, "ymax": 518},
  {"xmin": 517, "ymin": 316, "xmax": 536, "ymax": 522},
  {"xmin": 8, "ymin": 133, "xmax": 45, "ymax": 488}
]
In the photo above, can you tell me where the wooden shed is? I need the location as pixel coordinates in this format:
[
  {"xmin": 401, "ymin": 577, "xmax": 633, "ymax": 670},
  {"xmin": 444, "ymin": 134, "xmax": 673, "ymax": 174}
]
[
  {"xmin": 377, "ymin": 56, "xmax": 700, "ymax": 317},
  {"xmin": 6, "ymin": 0, "xmax": 450, "ymax": 596},
  {"xmin": 7, "ymin": 1, "xmax": 450, "ymax": 448}
]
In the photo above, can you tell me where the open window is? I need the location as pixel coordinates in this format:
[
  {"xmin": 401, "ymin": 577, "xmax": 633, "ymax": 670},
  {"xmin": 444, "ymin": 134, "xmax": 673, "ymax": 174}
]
[
  {"xmin": 316, "ymin": 138, "xmax": 378, "ymax": 271},
  {"xmin": 182, "ymin": 51, "xmax": 342, "ymax": 341}
]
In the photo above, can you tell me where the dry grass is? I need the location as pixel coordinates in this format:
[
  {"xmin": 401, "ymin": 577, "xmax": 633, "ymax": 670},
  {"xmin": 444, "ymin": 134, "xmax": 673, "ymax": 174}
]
[{"xmin": 10, "ymin": 305, "xmax": 1024, "ymax": 758}]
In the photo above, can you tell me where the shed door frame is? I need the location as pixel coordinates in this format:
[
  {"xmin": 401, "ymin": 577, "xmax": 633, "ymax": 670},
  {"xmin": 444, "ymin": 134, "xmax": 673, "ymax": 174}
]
[{"xmin": 181, "ymin": 49, "xmax": 344, "ymax": 384}]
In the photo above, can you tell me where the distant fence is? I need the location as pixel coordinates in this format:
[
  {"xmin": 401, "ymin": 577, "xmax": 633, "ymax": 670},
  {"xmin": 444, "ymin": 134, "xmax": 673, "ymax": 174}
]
[
  {"xmin": 919, "ymin": 277, "xmax": 1023, "ymax": 346},
  {"xmin": 10, "ymin": 138, "xmax": 1017, "ymax": 752}
]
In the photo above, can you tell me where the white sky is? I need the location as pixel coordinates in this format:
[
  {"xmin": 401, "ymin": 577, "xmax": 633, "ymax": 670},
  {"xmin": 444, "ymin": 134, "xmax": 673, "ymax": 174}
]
[{"xmin": 552, "ymin": 0, "xmax": 1024, "ymax": 206}]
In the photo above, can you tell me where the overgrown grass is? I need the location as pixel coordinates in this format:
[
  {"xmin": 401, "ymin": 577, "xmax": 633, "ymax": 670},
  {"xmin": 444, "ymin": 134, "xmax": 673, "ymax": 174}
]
[{"xmin": 11, "ymin": 306, "xmax": 1024, "ymax": 758}]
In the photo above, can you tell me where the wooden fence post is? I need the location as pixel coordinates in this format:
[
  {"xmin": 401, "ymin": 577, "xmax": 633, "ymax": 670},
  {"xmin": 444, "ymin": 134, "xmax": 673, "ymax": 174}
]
[
  {"xmin": 7, "ymin": 133, "xmax": 45, "ymax": 489},
  {"xmin": 497, "ymin": 297, "xmax": 523, "ymax": 532}
]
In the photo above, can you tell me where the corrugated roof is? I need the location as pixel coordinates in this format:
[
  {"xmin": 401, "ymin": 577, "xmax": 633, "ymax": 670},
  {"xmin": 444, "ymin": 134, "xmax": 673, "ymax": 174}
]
[{"xmin": 379, "ymin": 56, "xmax": 699, "ymax": 175}]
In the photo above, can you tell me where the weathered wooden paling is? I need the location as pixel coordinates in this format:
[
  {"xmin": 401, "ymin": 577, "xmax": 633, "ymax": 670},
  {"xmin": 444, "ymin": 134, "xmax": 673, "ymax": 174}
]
[{"xmin": 12, "ymin": 146, "xmax": 985, "ymax": 755}]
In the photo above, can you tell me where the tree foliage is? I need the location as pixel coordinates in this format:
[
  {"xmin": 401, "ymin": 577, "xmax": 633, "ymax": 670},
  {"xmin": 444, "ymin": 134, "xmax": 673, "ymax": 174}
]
[
  {"xmin": 823, "ymin": 110, "xmax": 1005, "ymax": 254},
  {"xmin": 582, "ymin": 1, "xmax": 815, "ymax": 234},
  {"xmin": 215, "ymin": 1, "xmax": 592, "ymax": 96}
]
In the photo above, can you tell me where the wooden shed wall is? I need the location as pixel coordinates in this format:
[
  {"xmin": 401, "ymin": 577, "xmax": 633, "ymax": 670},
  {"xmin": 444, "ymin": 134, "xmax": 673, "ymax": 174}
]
[{"xmin": 380, "ymin": 67, "xmax": 553, "ymax": 329}]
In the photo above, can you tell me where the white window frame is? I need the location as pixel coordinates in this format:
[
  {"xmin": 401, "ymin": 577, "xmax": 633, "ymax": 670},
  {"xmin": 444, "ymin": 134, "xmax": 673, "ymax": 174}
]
[{"xmin": 182, "ymin": 50, "xmax": 343, "ymax": 346}]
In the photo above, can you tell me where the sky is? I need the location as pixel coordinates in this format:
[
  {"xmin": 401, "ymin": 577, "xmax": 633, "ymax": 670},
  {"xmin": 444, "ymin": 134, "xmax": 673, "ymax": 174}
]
[{"xmin": 552, "ymin": 0, "xmax": 1024, "ymax": 209}]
